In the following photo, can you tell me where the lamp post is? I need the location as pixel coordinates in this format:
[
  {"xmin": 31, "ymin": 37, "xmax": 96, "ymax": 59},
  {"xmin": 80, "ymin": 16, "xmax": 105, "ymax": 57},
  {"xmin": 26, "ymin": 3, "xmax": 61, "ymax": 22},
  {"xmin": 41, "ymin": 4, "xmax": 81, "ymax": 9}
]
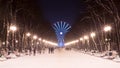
[
  {"xmin": 10, "ymin": 25, "xmax": 17, "ymax": 51},
  {"xmin": 33, "ymin": 35, "xmax": 38, "ymax": 55},
  {"xmin": 79, "ymin": 38, "xmax": 84, "ymax": 49},
  {"xmin": 104, "ymin": 26, "xmax": 112, "ymax": 51},
  {"xmin": 38, "ymin": 38, "xmax": 42, "ymax": 45},
  {"xmin": 84, "ymin": 35, "xmax": 89, "ymax": 51},
  {"xmin": 26, "ymin": 33, "xmax": 31, "ymax": 51},
  {"xmin": 33, "ymin": 35, "xmax": 37, "ymax": 40},
  {"xmin": 33, "ymin": 35, "xmax": 37, "ymax": 47},
  {"xmin": 90, "ymin": 32, "xmax": 98, "ymax": 51},
  {"xmin": 26, "ymin": 33, "xmax": 31, "ymax": 37},
  {"xmin": 80, "ymin": 38, "xmax": 83, "ymax": 41}
]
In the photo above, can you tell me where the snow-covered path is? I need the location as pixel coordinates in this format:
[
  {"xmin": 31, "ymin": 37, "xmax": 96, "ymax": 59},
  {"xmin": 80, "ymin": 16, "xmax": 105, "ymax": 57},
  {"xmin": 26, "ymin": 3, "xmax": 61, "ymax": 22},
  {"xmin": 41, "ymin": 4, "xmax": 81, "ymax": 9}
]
[{"xmin": 0, "ymin": 50, "xmax": 120, "ymax": 68}]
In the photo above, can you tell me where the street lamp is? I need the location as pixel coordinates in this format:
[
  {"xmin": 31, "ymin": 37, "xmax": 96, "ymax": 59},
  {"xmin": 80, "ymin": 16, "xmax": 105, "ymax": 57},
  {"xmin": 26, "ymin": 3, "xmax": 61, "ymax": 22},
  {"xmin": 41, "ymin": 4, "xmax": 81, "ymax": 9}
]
[
  {"xmin": 26, "ymin": 32, "xmax": 31, "ymax": 52},
  {"xmin": 15, "ymin": 40, "xmax": 18, "ymax": 43},
  {"xmin": 10, "ymin": 25, "xmax": 17, "ymax": 51},
  {"xmin": 84, "ymin": 35, "xmax": 89, "ymax": 50},
  {"xmin": 33, "ymin": 35, "xmax": 38, "ymax": 50},
  {"xmin": 10, "ymin": 25, "xmax": 17, "ymax": 32},
  {"xmin": 26, "ymin": 33, "xmax": 31, "ymax": 37},
  {"xmin": 2, "ymin": 42, "xmax": 5, "ymax": 45},
  {"xmin": 104, "ymin": 26, "xmax": 111, "ymax": 32},
  {"xmin": 104, "ymin": 25, "xmax": 112, "ymax": 51},
  {"xmin": 90, "ymin": 32, "xmax": 98, "ymax": 50},
  {"xmin": 80, "ymin": 38, "xmax": 83, "ymax": 41},
  {"xmin": 90, "ymin": 32, "xmax": 96, "ymax": 38},
  {"xmin": 38, "ymin": 38, "xmax": 42, "ymax": 41},
  {"xmin": 84, "ymin": 35, "xmax": 89, "ymax": 40},
  {"xmin": 33, "ymin": 35, "xmax": 37, "ymax": 40},
  {"xmin": 79, "ymin": 38, "xmax": 84, "ymax": 49},
  {"xmin": 80, "ymin": 37, "xmax": 84, "ymax": 45},
  {"xmin": 38, "ymin": 38, "xmax": 42, "ymax": 47}
]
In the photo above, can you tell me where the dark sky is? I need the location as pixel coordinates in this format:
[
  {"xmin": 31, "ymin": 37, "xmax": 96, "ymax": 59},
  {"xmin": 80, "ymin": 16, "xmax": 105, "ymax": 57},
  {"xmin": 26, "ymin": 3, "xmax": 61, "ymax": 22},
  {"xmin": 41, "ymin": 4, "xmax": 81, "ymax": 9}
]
[
  {"xmin": 38, "ymin": 0, "xmax": 86, "ymax": 25},
  {"xmin": 18, "ymin": 0, "xmax": 119, "ymax": 42},
  {"xmin": 1, "ymin": 0, "xmax": 120, "ymax": 42},
  {"xmin": 34, "ymin": 0, "xmax": 87, "ymax": 42}
]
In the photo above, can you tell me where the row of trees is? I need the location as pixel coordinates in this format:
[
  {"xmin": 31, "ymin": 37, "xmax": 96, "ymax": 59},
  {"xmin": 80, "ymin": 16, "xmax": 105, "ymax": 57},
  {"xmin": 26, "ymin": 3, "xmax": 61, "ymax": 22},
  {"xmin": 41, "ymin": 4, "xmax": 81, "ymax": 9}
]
[
  {"xmin": 66, "ymin": 0, "xmax": 120, "ymax": 56},
  {"xmin": 86, "ymin": 0, "xmax": 120, "ymax": 54},
  {"xmin": 0, "ymin": 0, "xmax": 47, "ymax": 52}
]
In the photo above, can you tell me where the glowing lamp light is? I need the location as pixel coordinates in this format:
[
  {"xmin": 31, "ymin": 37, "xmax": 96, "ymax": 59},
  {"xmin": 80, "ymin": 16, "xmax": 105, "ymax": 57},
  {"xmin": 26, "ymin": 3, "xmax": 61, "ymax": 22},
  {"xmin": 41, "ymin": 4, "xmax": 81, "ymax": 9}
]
[
  {"xmin": 90, "ymin": 32, "xmax": 96, "ymax": 38},
  {"xmin": 16, "ymin": 40, "xmax": 18, "ymax": 43},
  {"xmin": 10, "ymin": 25, "xmax": 17, "ymax": 31},
  {"xmin": 39, "ymin": 38, "xmax": 42, "ymax": 41},
  {"xmin": 104, "ymin": 26, "xmax": 111, "ymax": 32},
  {"xmin": 43, "ymin": 39, "xmax": 45, "ymax": 42},
  {"xmin": 33, "ymin": 35, "xmax": 37, "ymax": 39},
  {"xmin": 84, "ymin": 35, "xmax": 89, "ymax": 40},
  {"xmin": 2, "ymin": 42, "xmax": 5, "ymax": 45},
  {"xmin": 80, "ymin": 38, "xmax": 83, "ymax": 41},
  {"xmin": 65, "ymin": 40, "xmax": 79, "ymax": 46},
  {"xmin": 26, "ymin": 33, "xmax": 31, "ymax": 37},
  {"xmin": 42, "ymin": 39, "xmax": 57, "ymax": 46}
]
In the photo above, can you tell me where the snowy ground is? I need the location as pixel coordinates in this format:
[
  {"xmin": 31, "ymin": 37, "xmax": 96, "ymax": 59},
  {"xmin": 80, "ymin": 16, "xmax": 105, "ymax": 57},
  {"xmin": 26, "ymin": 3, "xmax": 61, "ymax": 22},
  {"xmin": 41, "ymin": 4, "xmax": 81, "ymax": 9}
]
[{"xmin": 0, "ymin": 50, "xmax": 120, "ymax": 68}]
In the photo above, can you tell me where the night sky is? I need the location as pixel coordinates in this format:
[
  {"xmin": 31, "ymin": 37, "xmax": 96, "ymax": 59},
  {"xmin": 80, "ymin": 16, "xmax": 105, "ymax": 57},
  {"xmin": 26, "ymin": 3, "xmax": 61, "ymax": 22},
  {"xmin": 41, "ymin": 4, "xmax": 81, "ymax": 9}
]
[
  {"xmin": 36, "ymin": 0, "xmax": 87, "ymax": 42},
  {"xmin": 39, "ymin": 0, "xmax": 85, "ymax": 25},
  {"xmin": 1, "ymin": 0, "xmax": 119, "ymax": 42}
]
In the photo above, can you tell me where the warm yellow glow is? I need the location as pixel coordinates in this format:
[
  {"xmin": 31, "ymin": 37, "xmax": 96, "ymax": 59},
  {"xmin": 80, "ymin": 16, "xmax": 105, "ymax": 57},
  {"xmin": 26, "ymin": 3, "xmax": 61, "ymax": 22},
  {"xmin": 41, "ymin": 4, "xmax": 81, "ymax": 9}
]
[
  {"xmin": 84, "ymin": 35, "xmax": 89, "ymax": 40},
  {"xmin": 104, "ymin": 26, "xmax": 111, "ymax": 32},
  {"xmin": 42, "ymin": 39, "xmax": 45, "ymax": 42},
  {"xmin": 2, "ymin": 42, "xmax": 5, "ymax": 45},
  {"xmin": 26, "ymin": 33, "xmax": 31, "ymax": 37},
  {"xmin": 8, "ymin": 30, "xmax": 10, "ymax": 33},
  {"xmin": 16, "ymin": 40, "xmax": 18, "ymax": 43},
  {"xmin": 90, "ymin": 32, "xmax": 96, "ymax": 38},
  {"xmin": 80, "ymin": 38, "xmax": 83, "ymax": 41},
  {"xmin": 10, "ymin": 25, "xmax": 17, "ymax": 31},
  {"xmin": 43, "ymin": 39, "xmax": 57, "ymax": 46},
  {"xmin": 33, "ymin": 35, "xmax": 37, "ymax": 39},
  {"xmin": 39, "ymin": 38, "xmax": 42, "ymax": 41},
  {"xmin": 65, "ymin": 40, "xmax": 79, "ymax": 46}
]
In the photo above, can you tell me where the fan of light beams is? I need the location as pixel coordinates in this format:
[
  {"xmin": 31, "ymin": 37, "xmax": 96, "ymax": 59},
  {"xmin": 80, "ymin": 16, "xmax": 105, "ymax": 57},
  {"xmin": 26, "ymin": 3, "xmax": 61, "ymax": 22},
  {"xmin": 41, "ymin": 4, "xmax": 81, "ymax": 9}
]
[{"xmin": 53, "ymin": 21, "xmax": 71, "ymax": 47}]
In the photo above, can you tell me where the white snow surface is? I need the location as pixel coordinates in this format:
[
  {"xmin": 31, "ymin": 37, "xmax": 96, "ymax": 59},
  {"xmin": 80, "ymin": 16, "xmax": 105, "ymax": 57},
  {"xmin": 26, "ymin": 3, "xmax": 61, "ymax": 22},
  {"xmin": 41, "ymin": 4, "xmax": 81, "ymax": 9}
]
[{"xmin": 0, "ymin": 50, "xmax": 120, "ymax": 68}]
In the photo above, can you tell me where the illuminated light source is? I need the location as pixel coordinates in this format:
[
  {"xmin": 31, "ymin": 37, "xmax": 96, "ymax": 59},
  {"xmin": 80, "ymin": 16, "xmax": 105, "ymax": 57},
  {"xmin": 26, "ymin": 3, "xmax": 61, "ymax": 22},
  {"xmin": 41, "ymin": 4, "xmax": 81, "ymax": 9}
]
[
  {"xmin": 39, "ymin": 38, "xmax": 42, "ymax": 41},
  {"xmin": 42, "ymin": 39, "xmax": 57, "ymax": 46},
  {"xmin": 104, "ymin": 25, "xmax": 112, "ymax": 51},
  {"xmin": 53, "ymin": 21, "xmax": 71, "ymax": 47},
  {"xmin": 65, "ymin": 40, "xmax": 79, "ymax": 46},
  {"xmin": 16, "ymin": 40, "xmax": 18, "ymax": 43},
  {"xmin": 84, "ymin": 35, "xmax": 89, "ymax": 40},
  {"xmin": 26, "ymin": 33, "xmax": 31, "ymax": 37},
  {"xmin": 90, "ymin": 32, "xmax": 96, "ymax": 38},
  {"xmin": 2, "ymin": 42, "xmax": 5, "ymax": 45},
  {"xmin": 8, "ymin": 30, "xmax": 10, "ymax": 33},
  {"xmin": 10, "ymin": 25, "xmax": 17, "ymax": 32},
  {"xmin": 80, "ymin": 38, "xmax": 83, "ymax": 41},
  {"xmin": 105, "ymin": 38, "xmax": 108, "ymax": 41},
  {"xmin": 43, "ymin": 39, "xmax": 45, "ymax": 42},
  {"xmin": 104, "ymin": 26, "xmax": 111, "ymax": 32},
  {"xmin": 60, "ymin": 32, "xmax": 63, "ymax": 35},
  {"xmin": 33, "ymin": 35, "xmax": 37, "ymax": 39}
]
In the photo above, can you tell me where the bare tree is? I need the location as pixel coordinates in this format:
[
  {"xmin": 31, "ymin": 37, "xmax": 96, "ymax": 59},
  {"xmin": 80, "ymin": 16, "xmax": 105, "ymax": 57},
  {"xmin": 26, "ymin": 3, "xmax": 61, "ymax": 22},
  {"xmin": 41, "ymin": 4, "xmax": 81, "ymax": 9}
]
[{"xmin": 95, "ymin": 0, "xmax": 120, "ymax": 55}]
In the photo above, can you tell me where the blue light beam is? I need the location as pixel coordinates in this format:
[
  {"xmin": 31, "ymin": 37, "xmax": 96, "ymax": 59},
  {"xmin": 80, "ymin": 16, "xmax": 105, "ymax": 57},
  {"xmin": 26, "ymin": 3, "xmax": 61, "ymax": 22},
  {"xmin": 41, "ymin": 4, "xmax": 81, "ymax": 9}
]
[{"xmin": 53, "ymin": 21, "xmax": 71, "ymax": 47}]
